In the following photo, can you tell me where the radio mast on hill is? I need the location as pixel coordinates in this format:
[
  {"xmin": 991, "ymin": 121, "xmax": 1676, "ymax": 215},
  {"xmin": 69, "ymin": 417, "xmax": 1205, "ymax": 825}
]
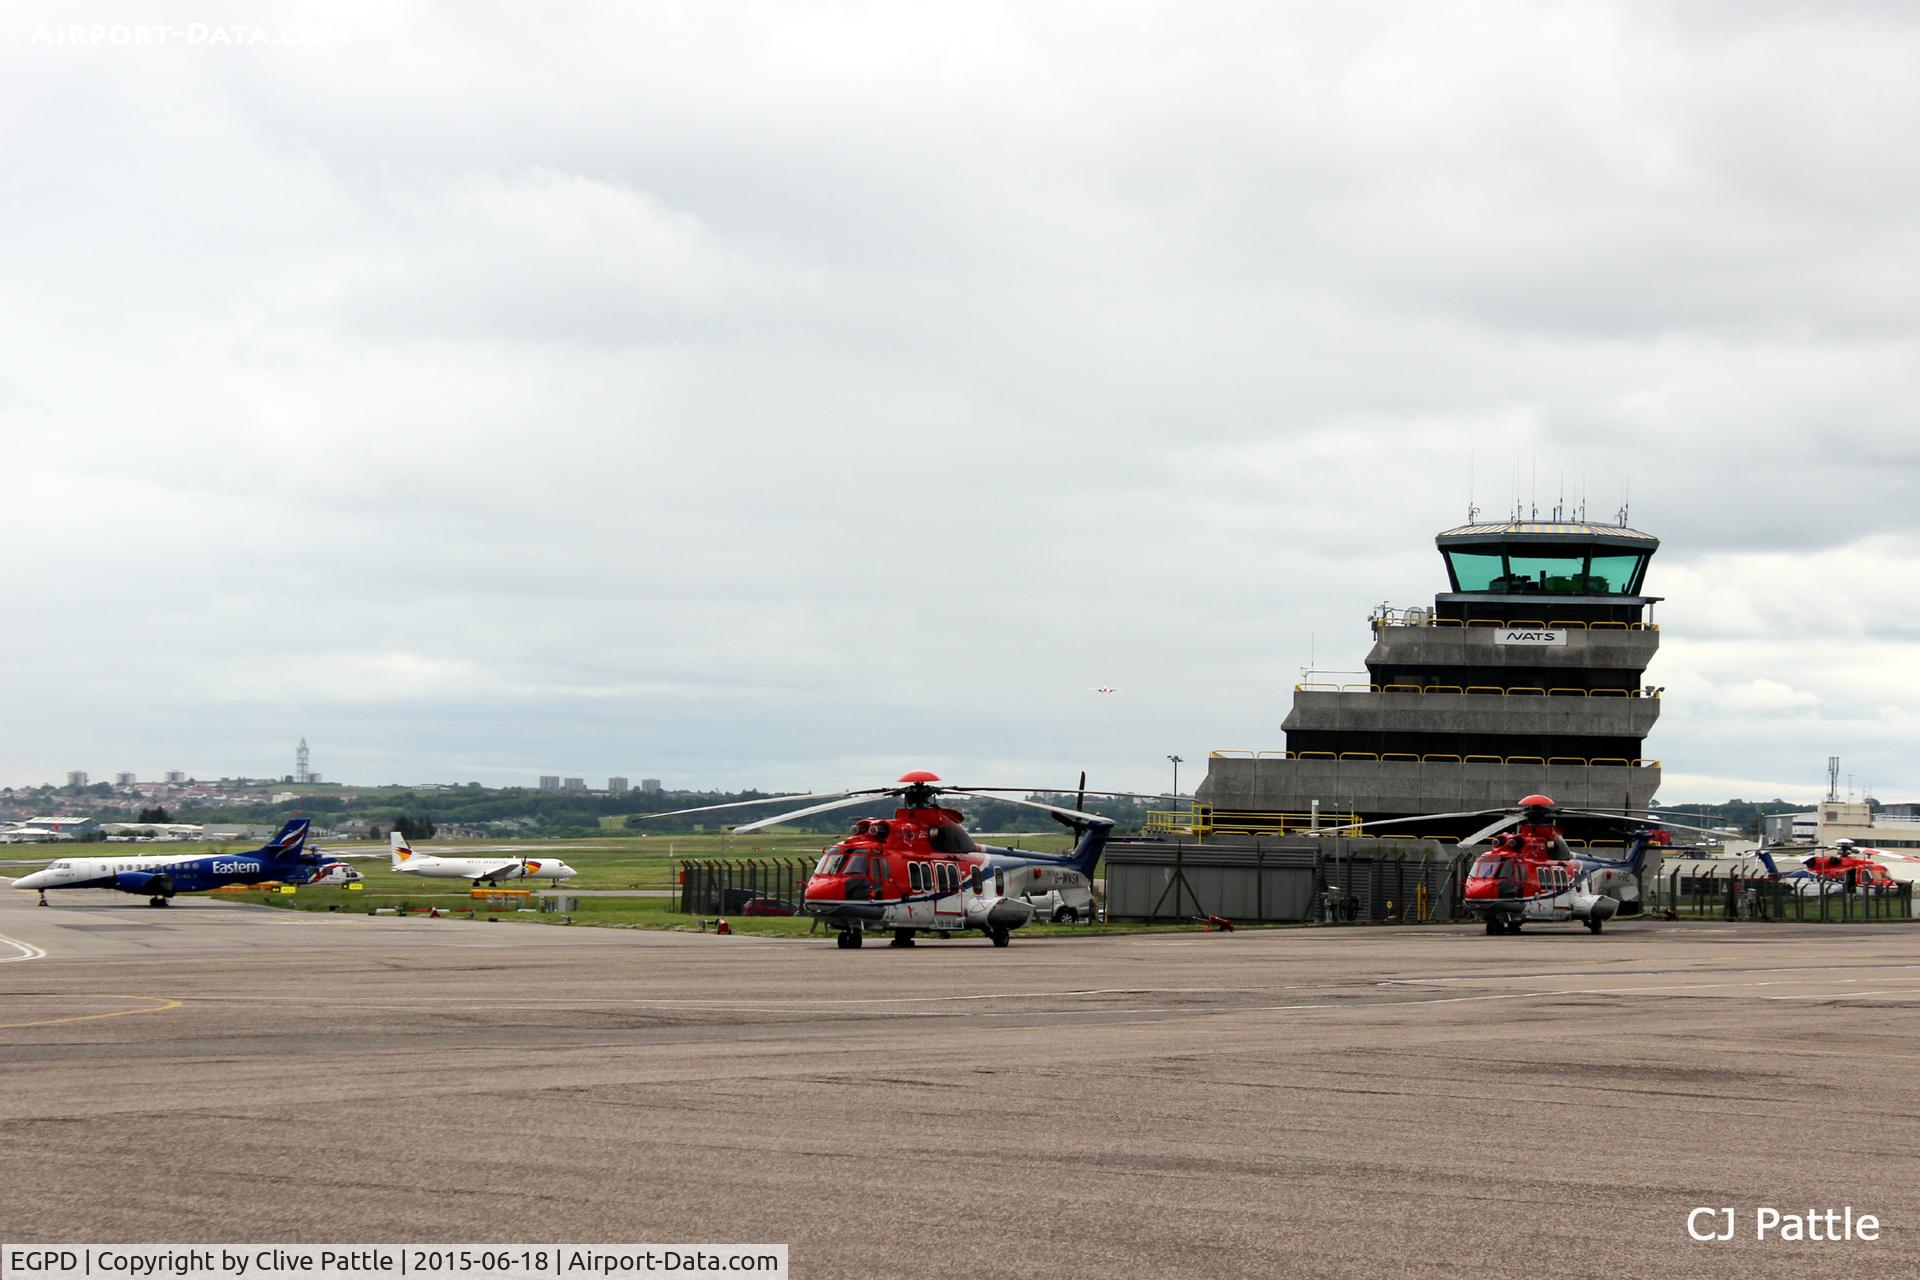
[{"xmin": 296, "ymin": 738, "xmax": 312, "ymax": 785}]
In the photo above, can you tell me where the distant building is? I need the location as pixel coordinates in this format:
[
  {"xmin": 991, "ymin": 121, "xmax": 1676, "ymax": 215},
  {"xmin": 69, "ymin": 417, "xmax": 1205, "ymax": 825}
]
[
  {"xmin": 163, "ymin": 770, "xmax": 186, "ymax": 784},
  {"xmin": 26, "ymin": 816, "xmax": 96, "ymax": 838},
  {"xmin": 66, "ymin": 771, "xmax": 89, "ymax": 788},
  {"xmin": 114, "ymin": 772, "xmax": 136, "ymax": 787},
  {"xmin": 640, "ymin": 778, "xmax": 662, "ymax": 794},
  {"xmin": 538, "ymin": 775, "xmax": 561, "ymax": 792},
  {"xmin": 1762, "ymin": 812, "xmax": 1819, "ymax": 845},
  {"xmin": 563, "ymin": 777, "xmax": 586, "ymax": 794},
  {"xmin": 1766, "ymin": 800, "xmax": 1920, "ymax": 850},
  {"xmin": 608, "ymin": 776, "xmax": 630, "ymax": 794}
]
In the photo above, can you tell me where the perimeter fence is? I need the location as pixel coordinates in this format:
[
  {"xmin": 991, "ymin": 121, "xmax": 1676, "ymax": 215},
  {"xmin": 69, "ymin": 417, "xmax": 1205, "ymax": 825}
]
[{"xmin": 677, "ymin": 858, "xmax": 812, "ymax": 914}]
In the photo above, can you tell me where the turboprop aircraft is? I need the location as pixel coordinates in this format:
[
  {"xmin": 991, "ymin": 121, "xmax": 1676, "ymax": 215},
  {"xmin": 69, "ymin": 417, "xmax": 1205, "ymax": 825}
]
[
  {"xmin": 388, "ymin": 833, "xmax": 578, "ymax": 886},
  {"xmin": 644, "ymin": 770, "xmax": 1117, "ymax": 949},
  {"xmin": 12, "ymin": 820, "xmax": 316, "ymax": 906}
]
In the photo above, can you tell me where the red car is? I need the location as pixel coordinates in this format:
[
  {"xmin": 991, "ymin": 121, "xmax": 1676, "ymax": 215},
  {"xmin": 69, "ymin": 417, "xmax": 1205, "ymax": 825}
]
[{"xmin": 741, "ymin": 896, "xmax": 797, "ymax": 917}]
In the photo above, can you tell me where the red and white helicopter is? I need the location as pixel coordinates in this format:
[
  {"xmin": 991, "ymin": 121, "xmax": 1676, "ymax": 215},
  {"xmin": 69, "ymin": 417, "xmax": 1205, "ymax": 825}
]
[
  {"xmin": 644, "ymin": 771, "xmax": 1117, "ymax": 949},
  {"xmin": 1327, "ymin": 794, "xmax": 1703, "ymax": 936},
  {"xmin": 1757, "ymin": 841, "xmax": 1905, "ymax": 896}
]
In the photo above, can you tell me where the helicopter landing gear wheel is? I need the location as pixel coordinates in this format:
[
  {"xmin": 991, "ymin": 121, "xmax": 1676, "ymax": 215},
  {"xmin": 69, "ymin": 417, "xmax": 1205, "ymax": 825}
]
[
  {"xmin": 988, "ymin": 925, "xmax": 1011, "ymax": 948},
  {"xmin": 836, "ymin": 930, "xmax": 858, "ymax": 949},
  {"xmin": 1484, "ymin": 918, "xmax": 1501, "ymax": 936},
  {"xmin": 1585, "ymin": 915, "xmax": 1603, "ymax": 934},
  {"xmin": 890, "ymin": 929, "xmax": 915, "ymax": 947},
  {"xmin": 1506, "ymin": 918, "xmax": 1523, "ymax": 934}
]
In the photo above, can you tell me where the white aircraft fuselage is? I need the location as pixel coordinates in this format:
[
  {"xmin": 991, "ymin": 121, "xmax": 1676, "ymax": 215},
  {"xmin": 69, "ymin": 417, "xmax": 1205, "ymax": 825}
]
[{"xmin": 390, "ymin": 834, "xmax": 577, "ymax": 885}]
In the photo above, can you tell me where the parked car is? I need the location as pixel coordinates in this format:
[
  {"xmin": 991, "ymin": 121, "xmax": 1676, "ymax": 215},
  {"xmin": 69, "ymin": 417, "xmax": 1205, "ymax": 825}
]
[
  {"xmin": 742, "ymin": 896, "xmax": 798, "ymax": 917},
  {"xmin": 1021, "ymin": 885, "xmax": 1093, "ymax": 923}
]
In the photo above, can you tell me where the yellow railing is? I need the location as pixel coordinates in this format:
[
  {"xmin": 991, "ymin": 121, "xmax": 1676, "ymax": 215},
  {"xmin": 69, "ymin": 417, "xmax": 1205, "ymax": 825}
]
[
  {"xmin": 1372, "ymin": 609, "xmax": 1657, "ymax": 632},
  {"xmin": 1143, "ymin": 805, "xmax": 1362, "ymax": 838},
  {"xmin": 1294, "ymin": 683, "xmax": 1660, "ymax": 698}
]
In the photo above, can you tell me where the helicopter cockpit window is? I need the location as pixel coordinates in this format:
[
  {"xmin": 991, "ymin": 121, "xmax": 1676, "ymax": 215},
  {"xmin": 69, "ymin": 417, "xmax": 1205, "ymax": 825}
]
[
  {"xmin": 1470, "ymin": 857, "xmax": 1506, "ymax": 879},
  {"xmin": 814, "ymin": 850, "xmax": 845, "ymax": 876},
  {"xmin": 841, "ymin": 854, "xmax": 868, "ymax": 877}
]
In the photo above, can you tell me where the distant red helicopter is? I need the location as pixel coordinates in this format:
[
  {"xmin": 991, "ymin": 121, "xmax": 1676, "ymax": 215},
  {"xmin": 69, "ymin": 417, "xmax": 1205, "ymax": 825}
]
[
  {"xmin": 1758, "ymin": 841, "xmax": 1903, "ymax": 896},
  {"xmin": 646, "ymin": 771, "xmax": 1129, "ymax": 949}
]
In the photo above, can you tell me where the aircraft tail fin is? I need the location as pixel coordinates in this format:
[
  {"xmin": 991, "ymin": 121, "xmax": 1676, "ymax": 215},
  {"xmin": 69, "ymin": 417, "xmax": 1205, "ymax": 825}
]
[
  {"xmin": 260, "ymin": 819, "xmax": 312, "ymax": 860},
  {"xmin": 1624, "ymin": 830, "xmax": 1657, "ymax": 876},
  {"xmin": 1058, "ymin": 812, "xmax": 1114, "ymax": 878},
  {"xmin": 1758, "ymin": 850, "xmax": 1782, "ymax": 877},
  {"xmin": 391, "ymin": 830, "xmax": 414, "ymax": 870}
]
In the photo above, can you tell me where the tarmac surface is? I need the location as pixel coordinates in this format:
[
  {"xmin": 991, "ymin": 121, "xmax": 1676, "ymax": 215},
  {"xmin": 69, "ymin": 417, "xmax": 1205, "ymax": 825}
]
[{"xmin": 3, "ymin": 882, "xmax": 1918, "ymax": 1278}]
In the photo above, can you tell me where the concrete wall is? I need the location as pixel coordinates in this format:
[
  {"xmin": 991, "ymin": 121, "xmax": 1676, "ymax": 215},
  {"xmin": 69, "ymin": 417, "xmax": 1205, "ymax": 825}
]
[
  {"xmin": 1281, "ymin": 689, "xmax": 1659, "ymax": 738},
  {"xmin": 1366, "ymin": 625, "xmax": 1658, "ymax": 676},
  {"xmin": 1195, "ymin": 756, "xmax": 1660, "ymax": 817}
]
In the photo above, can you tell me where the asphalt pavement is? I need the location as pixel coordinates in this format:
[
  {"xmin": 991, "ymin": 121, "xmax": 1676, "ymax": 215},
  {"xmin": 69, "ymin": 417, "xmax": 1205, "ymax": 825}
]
[{"xmin": 3, "ymin": 881, "xmax": 1916, "ymax": 1278}]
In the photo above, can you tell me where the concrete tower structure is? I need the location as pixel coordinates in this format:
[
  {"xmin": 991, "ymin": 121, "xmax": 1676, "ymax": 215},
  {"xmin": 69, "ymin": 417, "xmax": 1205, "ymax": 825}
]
[
  {"xmin": 295, "ymin": 738, "xmax": 312, "ymax": 785},
  {"xmin": 1195, "ymin": 516, "xmax": 1663, "ymax": 843}
]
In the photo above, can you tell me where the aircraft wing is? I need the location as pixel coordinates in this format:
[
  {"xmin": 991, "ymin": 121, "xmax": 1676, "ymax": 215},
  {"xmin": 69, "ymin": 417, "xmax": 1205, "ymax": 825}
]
[{"xmin": 474, "ymin": 860, "xmax": 528, "ymax": 880}]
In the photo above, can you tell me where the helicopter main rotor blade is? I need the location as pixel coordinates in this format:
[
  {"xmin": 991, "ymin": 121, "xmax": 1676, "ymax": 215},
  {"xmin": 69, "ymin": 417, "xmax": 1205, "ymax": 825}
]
[
  {"xmin": 1458, "ymin": 813, "xmax": 1525, "ymax": 847},
  {"xmin": 1312, "ymin": 808, "xmax": 1511, "ymax": 835},
  {"xmin": 941, "ymin": 790, "xmax": 1116, "ymax": 826},
  {"xmin": 633, "ymin": 789, "xmax": 888, "ymax": 821},
  {"xmin": 1558, "ymin": 808, "xmax": 1737, "ymax": 838},
  {"xmin": 730, "ymin": 794, "xmax": 888, "ymax": 834},
  {"xmin": 950, "ymin": 786, "xmax": 1169, "ymax": 800}
]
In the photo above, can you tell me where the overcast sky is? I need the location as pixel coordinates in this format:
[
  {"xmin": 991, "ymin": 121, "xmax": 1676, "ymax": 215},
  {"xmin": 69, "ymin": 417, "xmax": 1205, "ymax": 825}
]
[{"xmin": 3, "ymin": 1, "xmax": 1916, "ymax": 804}]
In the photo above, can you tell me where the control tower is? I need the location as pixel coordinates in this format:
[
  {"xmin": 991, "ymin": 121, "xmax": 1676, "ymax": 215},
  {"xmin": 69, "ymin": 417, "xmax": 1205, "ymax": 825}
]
[{"xmin": 1193, "ymin": 515, "xmax": 1663, "ymax": 843}]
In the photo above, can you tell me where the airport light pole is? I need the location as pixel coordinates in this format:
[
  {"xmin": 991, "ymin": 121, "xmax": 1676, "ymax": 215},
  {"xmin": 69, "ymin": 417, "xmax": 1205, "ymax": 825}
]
[{"xmin": 1167, "ymin": 754, "xmax": 1184, "ymax": 798}]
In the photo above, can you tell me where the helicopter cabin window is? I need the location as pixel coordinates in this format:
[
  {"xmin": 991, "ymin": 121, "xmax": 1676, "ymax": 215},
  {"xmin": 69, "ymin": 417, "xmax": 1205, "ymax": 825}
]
[
  {"xmin": 868, "ymin": 855, "xmax": 889, "ymax": 884},
  {"xmin": 935, "ymin": 862, "xmax": 959, "ymax": 893},
  {"xmin": 909, "ymin": 861, "xmax": 930, "ymax": 892}
]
